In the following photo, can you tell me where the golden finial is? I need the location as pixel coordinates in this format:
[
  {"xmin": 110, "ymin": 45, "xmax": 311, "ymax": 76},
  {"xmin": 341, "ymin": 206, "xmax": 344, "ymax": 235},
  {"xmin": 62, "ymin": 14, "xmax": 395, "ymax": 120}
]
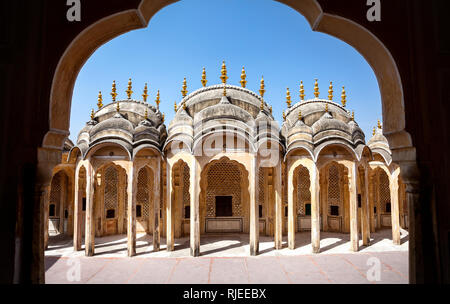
[
  {"xmin": 352, "ymin": 111, "xmax": 355, "ymax": 121},
  {"xmin": 144, "ymin": 108, "xmax": 148, "ymax": 120},
  {"xmin": 162, "ymin": 113, "xmax": 165, "ymax": 122},
  {"xmin": 259, "ymin": 76, "xmax": 265, "ymax": 98},
  {"xmin": 97, "ymin": 91, "xmax": 103, "ymax": 109},
  {"xmin": 155, "ymin": 90, "xmax": 160, "ymax": 109},
  {"xmin": 378, "ymin": 119, "xmax": 382, "ymax": 129},
  {"xmin": 300, "ymin": 81, "xmax": 305, "ymax": 101},
  {"xmin": 325, "ymin": 103, "xmax": 329, "ymax": 112},
  {"xmin": 328, "ymin": 82, "xmax": 333, "ymax": 101},
  {"xmin": 126, "ymin": 78, "xmax": 133, "ymax": 99},
  {"xmin": 142, "ymin": 83, "xmax": 149, "ymax": 102},
  {"xmin": 111, "ymin": 80, "xmax": 118, "ymax": 102},
  {"xmin": 181, "ymin": 77, "xmax": 188, "ymax": 98},
  {"xmin": 260, "ymin": 98, "xmax": 264, "ymax": 111},
  {"xmin": 282, "ymin": 111, "xmax": 286, "ymax": 121},
  {"xmin": 298, "ymin": 110, "xmax": 302, "ymax": 121},
  {"xmin": 223, "ymin": 84, "xmax": 227, "ymax": 97},
  {"xmin": 220, "ymin": 61, "xmax": 228, "ymax": 84},
  {"xmin": 90, "ymin": 109, "xmax": 95, "ymax": 120},
  {"xmin": 240, "ymin": 67, "xmax": 247, "ymax": 88},
  {"xmin": 314, "ymin": 79, "xmax": 319, "ymax": 98},
  {"xmin": 341, "ymin": 86, "xmax": 347, "ymax": 107},
  {"xmin": 183, "ymin": 102, "xmax": 187, "ymax": 110},
  {"xmin": 286, "ymin": 88, "xmax": 292, "ymax": 108},
  {"xmin": 116, "ymin": 100, "xmax": 120, "ymax": 112},
  {"xmin": 373, "ymin": 127, "xmax": 376, "ymax": 136},
  {"xmin": 269, "ymin": 106, "xmax": 272, "ymax": 114},
  {"xmin": 201, "ymin": 67, "xmax": 207, "ymax": 87},
  {"xmin": 174, "ymin": 101, "xmax": 178, "ymax": 113}
]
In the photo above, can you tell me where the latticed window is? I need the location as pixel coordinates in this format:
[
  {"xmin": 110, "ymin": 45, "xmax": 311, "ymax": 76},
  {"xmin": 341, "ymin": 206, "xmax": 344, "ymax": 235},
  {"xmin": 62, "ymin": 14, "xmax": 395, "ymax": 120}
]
[
  {"xmin": 379, "ymin": 170, "xmax": 391, "ymax": 213},
  {"xmin": 258, "ymin": 169, "xmax": 265, "ymax": 217},
  {"xmin": 136, "ymin": 168, "xmax": 152, "ymax": 219},
  {"xmin": 296, "ymin": 166, "xmax": 311, "ymax": 215},
  {"xmin": 328, "ymin": 164, "xmax": 340, "ymax": 215},
  {"xmin": 182, "ymin": 163, "xmax": 190, "ymax": 219},
  {"xmin": 206, "ymin": 161, "xmax": 242, "ymax": 217},
  {"xmin": 104, "ymin": 166, "xmax": 118, "ymax": 218}
]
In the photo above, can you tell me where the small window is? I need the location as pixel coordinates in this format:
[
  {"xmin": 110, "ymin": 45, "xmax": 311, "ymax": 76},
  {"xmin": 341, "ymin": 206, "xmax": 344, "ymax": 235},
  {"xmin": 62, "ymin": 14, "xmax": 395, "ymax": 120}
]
[
  {"xmin": 160, "ymin": 209, "xmax": 162, "ymax": 218},
  {"xmin": 259, "ymin": 205, "xmax": 263, "ymax": 218},
  {"xmin": 82, "ymin": 198, "xmax": 86, "ymax": 211},
  {"xmin": 305, "ymin": 204, "xmax": 311, "ymax": 216},
  {"xmin": 385, "ymin": 202, "xmax": 391, "ymax": 213},
  {"xmin": 106, "ymin": 209, "xmax": 115, "ymax": 219},
  {"xmin": 374, "ymin": 206, "xmax": 377, "ymax": 214},
  {"xmin": 49, "ymin": 204, "xmax": 56, "ymax": 217},
  {"xmin": 357, "ymin": 194, "xmax": 362, "ymax": 208},
  {"xmin": 64, "ymin": 209, "xmax": 69, "ymax": 219},
  {"xmin": 136, "ymin": 205, "xmax": 142, "ymax": 218},
  {"xmin": 284, "ymin": 206, "xmax": 288, "ymax": 217},
  {"xmin": 215, "ymin": 196, "xmax": 232, "ymax": 217},
  {"xmin": 185, "ymin": 206, "xmax": 190, "ymax": 219},
  {"xmin": 330, "ymin": 205, "xmax": 339, "ymax": 216}
]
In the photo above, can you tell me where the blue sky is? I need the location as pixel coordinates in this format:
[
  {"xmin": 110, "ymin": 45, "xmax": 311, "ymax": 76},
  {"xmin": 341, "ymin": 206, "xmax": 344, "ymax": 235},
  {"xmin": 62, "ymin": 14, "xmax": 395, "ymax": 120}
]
[{"xmin": 70, "ymin": 0, "xmax": 382, "ymax": 142}]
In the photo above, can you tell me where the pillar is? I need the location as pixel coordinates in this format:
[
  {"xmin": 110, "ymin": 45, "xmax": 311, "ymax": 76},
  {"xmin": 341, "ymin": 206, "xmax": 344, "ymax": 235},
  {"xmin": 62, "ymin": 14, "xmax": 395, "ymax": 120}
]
[
  {"xmin": 249, "ymin": 156, "xmax": 259, "ymax": 255},
  {"xmin": 190, "ymin": 157, "xmax": 200, "ymax": 256},
  {"xmin": 390, "ymin": 168, "xmax": 401, "ymax": 245},
  {"xmin": 84, "ymin": 160, "xmax": 95, "ymax": 256},
  {"xmin": 311, "ymin": 162, "xmax": 320, "ymax": 253},
  {"xmin": 287, "ymin": 160, "xmax": 295, "ymax": 249},
  {"xmin": 43, "ymin": 186, "xmax": 50, "ymax": 250},
  {"xmin": 153, "ymin": 157, "xmax": 161, "ymax": 252},
  {"xmin": 166, "ymin": 162, "xmax": 174, "ymax": 251},
  {"xmin": 59, "ymin": 174, "xmax": 66, "ymax": 233},
  {"xmin": 349, "ymin": 163, "xmax": 359, "ymax": 252},
  {"xmin": 274, "ymin": 162, "xmax": 282, "ymax": 250},
  {"xmin": 73, "ymin": 166, "xmax": 82, "ymax": 251},
  {"xmin": 361, "ymin": 167, "xmax": 371, "ymax": 245},
  {"xmin": 127, "ymin": 163, "xmax": 137, "ymax": 257}
]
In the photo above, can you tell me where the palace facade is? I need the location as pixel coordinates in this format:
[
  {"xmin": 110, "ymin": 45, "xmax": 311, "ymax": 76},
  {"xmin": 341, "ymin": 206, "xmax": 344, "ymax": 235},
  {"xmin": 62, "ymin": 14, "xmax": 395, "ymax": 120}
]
[{"xmin": 45, "ymin": 63, "xmax": 407, "ymax": 257}]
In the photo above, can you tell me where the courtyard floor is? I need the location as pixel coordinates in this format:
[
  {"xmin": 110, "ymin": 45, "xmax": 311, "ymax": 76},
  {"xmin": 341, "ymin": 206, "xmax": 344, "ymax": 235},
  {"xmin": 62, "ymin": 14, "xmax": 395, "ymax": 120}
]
[{"xmin": 45, "ymin": 228, "xmax": 408, "ymax": 284}]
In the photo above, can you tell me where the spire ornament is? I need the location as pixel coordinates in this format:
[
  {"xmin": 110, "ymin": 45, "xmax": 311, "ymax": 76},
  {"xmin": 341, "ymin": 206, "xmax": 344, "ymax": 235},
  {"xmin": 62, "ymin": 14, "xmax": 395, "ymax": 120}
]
[
  {"xmin": 181, "ymin": 78, "xmax": 188, "ymax": 98},
  {"xmin": 240, "ymin": 67, "xmax": 247, "ymax": 88},
  {"xmin": 144, "ymin": 108, "xmax": 148, "ymax": 120},
  {"xmin": 142, "ymin": 83, "xmax": 149, "ymax": 102},
  {"xmin": 300, "ymin": 81, "xmax": 305, "ymax": 101},
  {"xmin": 259, "ymin": 76, "xmax": 265, "ymax": 98},
  {"xmin": 90, "ymin": 109, "xmax": 95, "ymax": 120},
  {"xmin": 282, "ymin": 111, "xmax": 286, "ymax": 121},
  {"xmin": 328, "ymin": 82, "xmax": 333, "ymax": 101},
  {"xmin": 116, "ymin": 100, "xmax": 120, "ymax": 112},
  {"xmin": 155, "ymin": 90, "xmax": 161, "ymax": 109},
  {"xmin": 111, "ymin": 80, "xmax": 118, "ymax": 102},
  {"xmin": 341, "ymin": 86, "xmax": 347, "ymax": 107},
  {"xmin": 126, "ymin": 78, "xmax": 133, "ymax": 99},
  {"xmin": 314, "ymin": 79, "xmax": 319, "ymax": 98},
  {"xmin": 174, "ymin": 101, "xmax": 178, "ymax": 113},
  {"xmin": 378, "ymin": 119, "xmax": 382, "ymax": 129},
  {"xmin": 352, "ymin": 111, "xmax": 355, "ymax": 121},
  {"xmin": 183, "ymin": 102, "xmax": 187, "ymax": 110},
  {"xmin": 220, "ymin": 61, "xmax": 228, "ymax": 84},
  {"xmin": 260, "ymin": 98, "xmax": 264, "ymax": 111},
  {"xmin": 201, "ymin": 68, "xmax": 207, "ymax": 87},
  {"xmin": 97, "ymin": 91, "xmax": 103, "ymax": 109},
  {"xmin": 373, "ymin": 127, "xmax": 376, "ymax": 136},
  {"xmin": 325, "ymin": 103, "xmax": 329, "ymax": 112},
  {"xmin": 162, "ymin": 113, "xmax": 165, "ymax": 122},
  {"xmin": 286, "ymin": 88, "xmax": 292, "ymax": 108},
  {"xmin": 298, "ymin": 110, "xmax": 302, "ymax": 121}
]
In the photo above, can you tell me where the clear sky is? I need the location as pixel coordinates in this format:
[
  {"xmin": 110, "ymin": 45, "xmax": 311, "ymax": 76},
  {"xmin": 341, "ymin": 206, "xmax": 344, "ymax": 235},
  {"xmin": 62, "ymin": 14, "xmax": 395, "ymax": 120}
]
[{"xmin": 70, "ymin": 0, "xmax": 382, "ymax": 142}]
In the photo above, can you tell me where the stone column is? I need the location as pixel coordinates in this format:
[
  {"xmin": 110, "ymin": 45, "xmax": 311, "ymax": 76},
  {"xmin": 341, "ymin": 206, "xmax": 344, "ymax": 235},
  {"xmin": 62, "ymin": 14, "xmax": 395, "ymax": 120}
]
[
  {"xmin": 311, "ymin": 162, "xmax": 320, "ymax": 253},
  {"xmin": 73, "ymin": 166, "xmax": 82, "ymax": 251},
  {"xmin": 349, "ymin": 163, "xmax": 359, "ymax": 252},
  {"xmin": 390, "ymin": 168, "xmax": 401, "ymax": 245},
  {"xmin": 59, "ymin": 175, "xmax": 66, "ymax": 233},
  {"xmin": 287, "ymin": 160, "xmax": 295, "ymax": 249},
  {"xmin": 84, "ymin": 160, "xmax": 95, "ymax": 256},
  {"xmin": 153, "ymin": 157, "xmax": 161, "ymax": 252},
  {"xmin": 249, "ymin": 156, "xmax": 259, "ymax": 255},
  {"xmin": 166, "ymin": 162, "xmax": 174, "ymax": 251},
  {"xmin": 362, "ymin": 167, "xmax": 371, "ymax": 245},
  {"xmin": 190, "ymin": 157, "xmax": 200, "ymax": 256},
  {"xmin": 43, "ymin": 185, "xmax": 50, "ymax": 250},
  {"xmin": 274, "ymin": 162, "xmax": 283, "ymax": 250},
  {"xmin": 127, "ymin": 163, "xmax": 137, "ymax": 257}
]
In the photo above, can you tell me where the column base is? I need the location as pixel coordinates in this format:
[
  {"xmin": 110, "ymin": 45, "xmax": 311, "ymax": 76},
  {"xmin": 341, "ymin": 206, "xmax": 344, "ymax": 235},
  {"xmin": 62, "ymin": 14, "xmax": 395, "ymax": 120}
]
[
  {"xmin": 190, "ymin": 247, "xmax": 200, "ymax": 257},
  {"xmin": 312, "ymin": 246, "xmax": 320, "ymax": 254}
]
